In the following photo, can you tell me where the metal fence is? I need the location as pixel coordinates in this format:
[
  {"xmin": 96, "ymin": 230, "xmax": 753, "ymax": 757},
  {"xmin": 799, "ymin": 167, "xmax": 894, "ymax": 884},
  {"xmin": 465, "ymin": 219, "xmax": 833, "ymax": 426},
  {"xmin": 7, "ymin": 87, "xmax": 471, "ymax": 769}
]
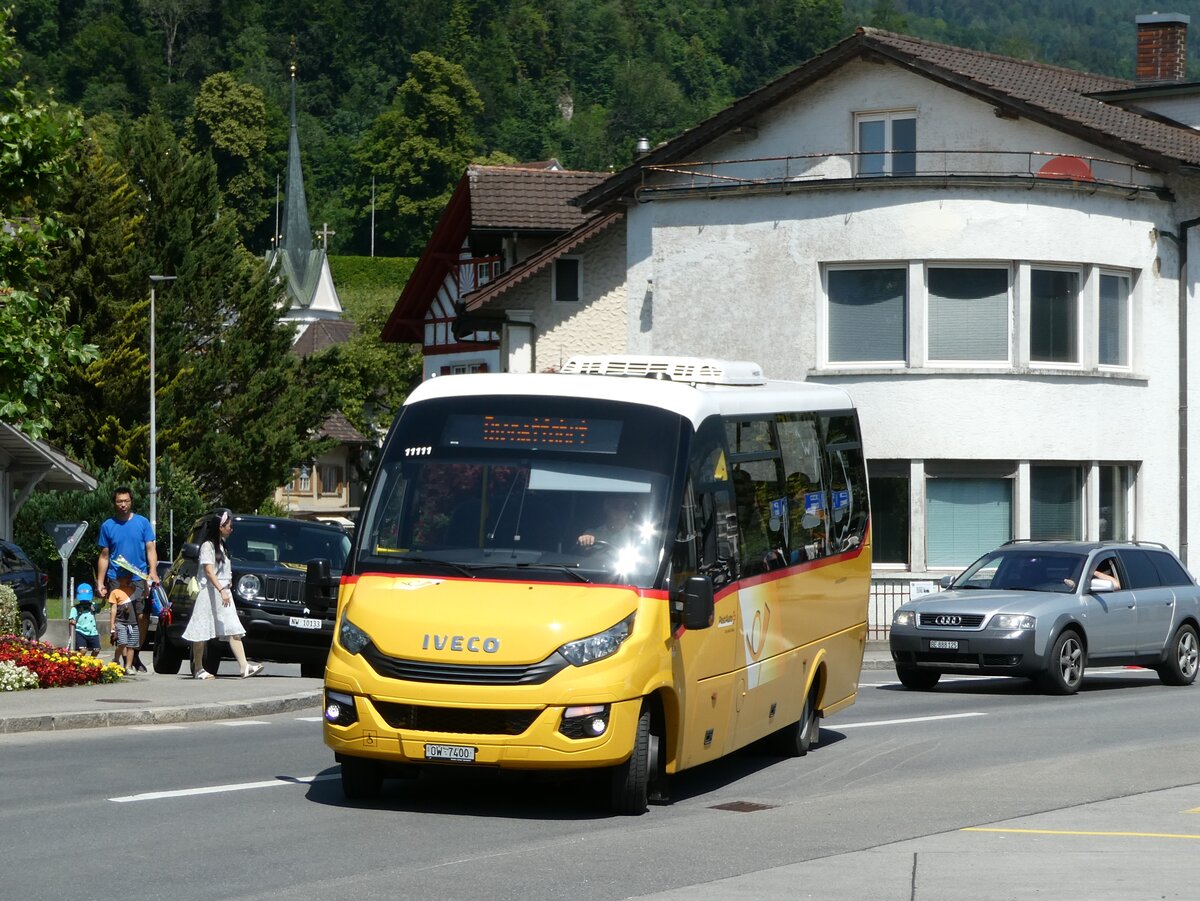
[{"xmin": 868, "ymin": 574, "xmax": 943, "ymax": 639}]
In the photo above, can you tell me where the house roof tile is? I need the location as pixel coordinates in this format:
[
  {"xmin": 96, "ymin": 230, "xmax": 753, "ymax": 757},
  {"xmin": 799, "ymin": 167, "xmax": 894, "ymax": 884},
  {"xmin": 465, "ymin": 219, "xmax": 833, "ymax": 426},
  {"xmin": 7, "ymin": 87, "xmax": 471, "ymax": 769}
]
[
  {"xmin": 469, "ymin": 166, "xmax": 608, "ymax": 230},
  {"xmin": 292, "ymin": 318, "xmax": 357, "ymax": 357}
]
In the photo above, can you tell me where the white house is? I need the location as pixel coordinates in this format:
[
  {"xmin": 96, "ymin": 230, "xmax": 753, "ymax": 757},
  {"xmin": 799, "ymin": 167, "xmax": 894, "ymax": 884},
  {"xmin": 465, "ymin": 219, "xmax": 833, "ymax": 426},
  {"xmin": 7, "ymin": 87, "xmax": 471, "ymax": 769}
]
[{"xmin": 389, "ymin": 16, "xmax": 1200, "ymax": 625}]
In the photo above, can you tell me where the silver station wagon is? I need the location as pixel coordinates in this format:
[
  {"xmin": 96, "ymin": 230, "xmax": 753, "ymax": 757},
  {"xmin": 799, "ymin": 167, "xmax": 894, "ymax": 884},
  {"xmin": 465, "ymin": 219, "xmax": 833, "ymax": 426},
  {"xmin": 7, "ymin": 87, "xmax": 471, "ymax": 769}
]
[{"xmin": 889, "ymin": 540, "xmax": 1200, "ymax": 694}]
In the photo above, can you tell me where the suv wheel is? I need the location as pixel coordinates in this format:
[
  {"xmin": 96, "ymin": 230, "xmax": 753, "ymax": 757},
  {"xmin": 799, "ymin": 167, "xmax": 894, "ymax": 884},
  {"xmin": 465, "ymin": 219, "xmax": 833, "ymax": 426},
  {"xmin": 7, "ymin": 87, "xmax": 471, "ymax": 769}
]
[
  {"xmin": 896, "ymin": 665, "xmax": 941, "ymax": 690},
  {"xmin": 19, "ymin": 611, "xmax": 40, "ymax": 641},
  {"xmin": 1040, "ymin": 630, "xmax": 1085, "ymax": 695},
  {"xmin": 1156, "ymin": 624, "xmax": 1199, "ymax": 686},
  {"xmin": 153, "ymin": 628, "xmax": 184, "ymax": 674}
]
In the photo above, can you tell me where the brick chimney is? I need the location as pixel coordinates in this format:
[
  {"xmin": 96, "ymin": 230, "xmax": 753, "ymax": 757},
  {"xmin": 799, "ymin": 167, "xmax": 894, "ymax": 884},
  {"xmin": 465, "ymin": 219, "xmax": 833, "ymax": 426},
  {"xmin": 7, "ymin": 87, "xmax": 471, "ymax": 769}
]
[{"xmin": 1136, "ymin": 13, "xmax": 1190, "ymax": 83}]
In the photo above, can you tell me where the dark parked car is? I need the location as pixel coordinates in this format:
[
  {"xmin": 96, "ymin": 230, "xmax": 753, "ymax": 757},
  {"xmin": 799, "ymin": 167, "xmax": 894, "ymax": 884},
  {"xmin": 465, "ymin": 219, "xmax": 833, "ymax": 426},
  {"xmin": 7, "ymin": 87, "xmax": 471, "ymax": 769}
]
[
  {"xmin": 1, "ymin": 539, "xmax": 49, "ymax": 640},
  {"xmin": 890, "ymin": 540, "xmax": 1200, "ymax": 694},
  {"xmin": 152, "ymin": 515, "xmax": 350, "ymax": 676}
]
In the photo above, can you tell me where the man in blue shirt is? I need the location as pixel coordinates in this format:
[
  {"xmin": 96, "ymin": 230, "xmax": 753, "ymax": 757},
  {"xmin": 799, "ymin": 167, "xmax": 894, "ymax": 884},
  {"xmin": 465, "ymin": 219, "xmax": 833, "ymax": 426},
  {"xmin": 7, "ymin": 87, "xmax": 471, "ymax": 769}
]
[{"xmin": 96, "ymin": 486, "xmax": 159, "ymax": 672}]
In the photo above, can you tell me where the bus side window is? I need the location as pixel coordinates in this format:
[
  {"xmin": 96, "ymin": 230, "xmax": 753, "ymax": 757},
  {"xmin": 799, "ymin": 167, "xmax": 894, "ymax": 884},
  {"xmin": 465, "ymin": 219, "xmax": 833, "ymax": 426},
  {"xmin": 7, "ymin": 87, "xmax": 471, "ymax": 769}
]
[
  {"xmin": 725, "ymin": 419, "xmax": 788, "ymax": 576},
  {"xmin": 821, "ymin": 413, "xmax": 869, "ymax": 553},
  {"xmin": 683, "ymin": 417, "xmax": 736, "ymax": 587},
  {"xmin": 778, "ymin": 413, "xmax": 827, "ymax": 562}
]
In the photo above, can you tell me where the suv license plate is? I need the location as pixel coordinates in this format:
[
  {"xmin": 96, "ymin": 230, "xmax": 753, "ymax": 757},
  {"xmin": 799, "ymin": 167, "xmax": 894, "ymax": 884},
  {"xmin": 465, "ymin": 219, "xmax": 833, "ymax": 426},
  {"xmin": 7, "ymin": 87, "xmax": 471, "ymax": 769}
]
[
  {"xmin": 288, "ymin": 616, "xmax": 323, "ymax": 630},
  {"xmin": 425, "ymin": 744, "xmax": 476, "ymax": 763},
  {"xmin": 929, "ymin": 640, "xmax": 959, "ymax": 650}
]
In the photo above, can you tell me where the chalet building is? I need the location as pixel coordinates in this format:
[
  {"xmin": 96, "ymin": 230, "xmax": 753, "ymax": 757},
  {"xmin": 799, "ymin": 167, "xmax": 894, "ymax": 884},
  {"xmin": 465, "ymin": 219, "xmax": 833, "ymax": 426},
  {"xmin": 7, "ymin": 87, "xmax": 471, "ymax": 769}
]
[{"xmin": 385, "ymin": 14, "xmax": 1200, "ymax": 629}]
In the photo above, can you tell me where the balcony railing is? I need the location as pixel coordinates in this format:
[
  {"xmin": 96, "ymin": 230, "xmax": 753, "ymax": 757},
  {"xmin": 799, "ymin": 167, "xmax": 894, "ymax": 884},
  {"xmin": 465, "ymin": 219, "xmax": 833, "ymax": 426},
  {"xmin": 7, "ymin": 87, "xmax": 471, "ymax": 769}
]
[{"xmin": 637, "ymin": 150, "xmax": 1166, "ymax": 201}]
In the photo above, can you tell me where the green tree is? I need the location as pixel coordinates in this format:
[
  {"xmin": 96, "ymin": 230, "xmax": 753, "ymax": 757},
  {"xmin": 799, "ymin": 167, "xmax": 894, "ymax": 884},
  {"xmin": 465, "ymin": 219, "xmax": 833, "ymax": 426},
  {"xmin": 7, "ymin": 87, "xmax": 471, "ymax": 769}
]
[
  {"xmin": 352, "ymin": 51, "xmax": 483, "ymax": 255},
  {"xmin": 0, "ymin": 9, "xmax": 96, "ymax": 439},
  {"xmin": 122, "ymin": 115, "xmax": 335, "ymax": 508},
  {"xmin": 190, "ymin": 71, "xmax": 271, "ymax": 243}
]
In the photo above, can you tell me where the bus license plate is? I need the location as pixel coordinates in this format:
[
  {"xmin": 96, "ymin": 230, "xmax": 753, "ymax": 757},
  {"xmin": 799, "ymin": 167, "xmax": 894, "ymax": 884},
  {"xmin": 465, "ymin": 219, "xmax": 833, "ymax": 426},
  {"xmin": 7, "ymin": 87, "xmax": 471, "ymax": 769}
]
[
  {"xmin": 425, "ymin": 744, "xmax": 476, "ymax": 763},
  {"xmin": 929, "ymin": 640, "xmax": 959, "ymax": 650},
  {"xmin": 288, "ymin": 616, "xmax": 323, "ymax": 630}
]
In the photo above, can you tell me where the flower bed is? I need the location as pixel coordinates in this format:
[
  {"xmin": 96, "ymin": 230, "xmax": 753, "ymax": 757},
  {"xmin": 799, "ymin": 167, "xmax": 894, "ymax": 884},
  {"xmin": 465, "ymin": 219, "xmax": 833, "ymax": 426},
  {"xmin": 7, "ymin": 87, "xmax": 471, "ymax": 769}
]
[{"xmin": 0, "ymin": 636, "xmax": 125, "ymax": 689}]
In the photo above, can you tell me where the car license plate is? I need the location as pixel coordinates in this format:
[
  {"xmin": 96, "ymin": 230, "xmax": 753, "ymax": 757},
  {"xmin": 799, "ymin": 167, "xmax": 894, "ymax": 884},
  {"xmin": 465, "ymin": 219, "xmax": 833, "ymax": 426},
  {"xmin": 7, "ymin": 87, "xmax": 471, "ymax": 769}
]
[
  {"xmin": 424, "ymin": 744, "xmax": 476, "ymax": 763},
  {"xmin": 288, "ymin": 616, "xmax": 323, "ymax": 630},
  {"xmin": 929, "ymin": 640, "xmax": 959, "ymax": 650}
]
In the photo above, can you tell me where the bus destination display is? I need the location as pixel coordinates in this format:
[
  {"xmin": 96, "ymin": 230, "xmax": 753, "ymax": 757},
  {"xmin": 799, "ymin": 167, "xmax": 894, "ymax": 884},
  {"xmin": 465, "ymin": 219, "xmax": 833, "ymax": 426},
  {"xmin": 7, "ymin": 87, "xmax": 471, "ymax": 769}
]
[{"xmin": 443, "ymin": 414, "xmax": 621, "ymax": 453}]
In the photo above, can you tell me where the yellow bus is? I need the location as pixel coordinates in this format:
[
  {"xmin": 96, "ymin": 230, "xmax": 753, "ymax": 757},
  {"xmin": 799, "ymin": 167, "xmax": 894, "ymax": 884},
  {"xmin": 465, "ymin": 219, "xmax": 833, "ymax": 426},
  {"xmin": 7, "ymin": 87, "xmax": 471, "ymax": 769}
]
[{"xmin": 322, "ymin": 356, "xmax": 871, "ymax": 814}]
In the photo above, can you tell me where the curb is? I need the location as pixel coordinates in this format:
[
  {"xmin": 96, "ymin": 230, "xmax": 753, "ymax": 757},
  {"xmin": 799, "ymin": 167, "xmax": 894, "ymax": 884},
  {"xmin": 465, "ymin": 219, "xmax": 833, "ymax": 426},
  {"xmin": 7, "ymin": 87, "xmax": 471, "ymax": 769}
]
[{"xmin": 0, "ymin": 691, "xmax": 322, "ymax": 735}]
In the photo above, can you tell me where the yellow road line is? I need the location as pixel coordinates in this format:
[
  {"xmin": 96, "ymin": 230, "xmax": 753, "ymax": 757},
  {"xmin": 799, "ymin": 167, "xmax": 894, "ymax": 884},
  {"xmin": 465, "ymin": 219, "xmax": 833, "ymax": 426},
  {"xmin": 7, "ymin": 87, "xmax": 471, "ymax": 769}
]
[{"xmin": 964, "ymin": 827, "xmax": 1200, "ymax": 840}]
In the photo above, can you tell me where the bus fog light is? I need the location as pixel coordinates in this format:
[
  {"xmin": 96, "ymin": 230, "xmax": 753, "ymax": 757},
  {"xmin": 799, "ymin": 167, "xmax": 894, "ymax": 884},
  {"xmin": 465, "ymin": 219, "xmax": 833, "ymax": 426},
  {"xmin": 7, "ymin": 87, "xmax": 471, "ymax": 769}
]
[
  {"xmin": 561, "ymin": 704, "xmax": 610, "ymax": 739},
  {"xmin": 324, "ymin": 689, "xmax": 358, "ymax": 726}
]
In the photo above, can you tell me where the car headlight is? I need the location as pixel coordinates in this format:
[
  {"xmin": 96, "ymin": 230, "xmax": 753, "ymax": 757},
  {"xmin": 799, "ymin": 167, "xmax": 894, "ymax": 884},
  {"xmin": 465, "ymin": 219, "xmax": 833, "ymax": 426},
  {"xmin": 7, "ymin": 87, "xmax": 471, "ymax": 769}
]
[
  {"xmin": 893, "ymin": 609, "xmax": 915, "ymax": 627},
  {"xmin": 237, "ymin": 573, "xmax": 261, "ymax": 600},
  {"xmin": 558, "ymin": 614, "xmax": 634, "ymax": 667},
  {"xmin": 339, "ymin": 616, "xmax": 371, "ymax": 654},
  {"xmin": 990, "ymin": 614, "xmax": 1035, "ymax": 631}
]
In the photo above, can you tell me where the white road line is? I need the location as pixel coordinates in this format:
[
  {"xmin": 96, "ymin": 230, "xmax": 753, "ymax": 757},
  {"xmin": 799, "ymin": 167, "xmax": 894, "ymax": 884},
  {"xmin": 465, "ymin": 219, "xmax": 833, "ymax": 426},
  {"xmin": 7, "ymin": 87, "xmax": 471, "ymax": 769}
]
[
  {"xmin": 111, "ymin": 773, "xmax": 339, "ymax": 803},
  {"xmin": 215, "ymin": 720, "xmax": 271, "ymax": 726},
  {"xmin": 295, "ymin": 716, "xmax": 324, "ymax": 722},
  {"xmin": 837, "ymin": 712, "xmax": 987, "ymax": 729},
  {"xmin": 128, "ymin": 724, "xmax": 187, "ymax": 732}
]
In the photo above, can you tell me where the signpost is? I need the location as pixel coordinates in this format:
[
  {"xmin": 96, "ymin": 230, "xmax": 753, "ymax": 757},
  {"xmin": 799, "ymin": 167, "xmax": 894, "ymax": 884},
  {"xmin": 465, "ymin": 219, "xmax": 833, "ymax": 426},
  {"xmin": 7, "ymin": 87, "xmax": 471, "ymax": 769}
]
[{"xmin": 44, "ymin": 521, "xmax": 87, "ymax": 619}]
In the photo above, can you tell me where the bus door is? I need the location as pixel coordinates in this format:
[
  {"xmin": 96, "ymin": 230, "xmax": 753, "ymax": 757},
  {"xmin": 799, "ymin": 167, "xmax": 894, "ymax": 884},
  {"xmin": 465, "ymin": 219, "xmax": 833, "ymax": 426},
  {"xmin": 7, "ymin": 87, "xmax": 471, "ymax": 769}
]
[{"xmin": 672, "ymin": 418, "xmax": 740, "ymax": 769}]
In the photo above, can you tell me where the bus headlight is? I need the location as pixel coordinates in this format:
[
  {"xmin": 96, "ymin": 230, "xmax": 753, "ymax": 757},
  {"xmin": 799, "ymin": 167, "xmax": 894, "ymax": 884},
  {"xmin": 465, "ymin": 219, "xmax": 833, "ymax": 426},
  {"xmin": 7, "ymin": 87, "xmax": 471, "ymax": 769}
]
[
  {"xmin": 558, "ymin": 614, "xmax": 634, "ymax": 666},
  {"xmin": 339, "ymin": 616, "xmax": 371, "ymax": 654}
]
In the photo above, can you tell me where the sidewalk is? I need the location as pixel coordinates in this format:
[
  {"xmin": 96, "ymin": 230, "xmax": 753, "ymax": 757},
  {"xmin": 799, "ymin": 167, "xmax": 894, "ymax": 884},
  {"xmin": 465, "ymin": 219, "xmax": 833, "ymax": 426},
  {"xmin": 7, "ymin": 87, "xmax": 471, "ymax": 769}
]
[{"xmin": 1, "ymin": 624, "xmax": 893, "ymax": 735}]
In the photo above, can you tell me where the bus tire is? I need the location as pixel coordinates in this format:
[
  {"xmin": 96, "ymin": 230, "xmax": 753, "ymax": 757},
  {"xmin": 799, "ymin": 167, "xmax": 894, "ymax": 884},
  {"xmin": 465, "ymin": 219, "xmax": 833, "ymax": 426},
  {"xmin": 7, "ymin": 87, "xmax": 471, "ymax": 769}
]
[
  {"xmin": 610, "ymin": 706, "xmax": 652, "ymax": 815},
  {"xmin": 769, "ymin": 686, "xmax": 818, "ymax": 757},
  {"xmin": 340, "ymin": 756, "xmax": 383, "ymax": 801}
]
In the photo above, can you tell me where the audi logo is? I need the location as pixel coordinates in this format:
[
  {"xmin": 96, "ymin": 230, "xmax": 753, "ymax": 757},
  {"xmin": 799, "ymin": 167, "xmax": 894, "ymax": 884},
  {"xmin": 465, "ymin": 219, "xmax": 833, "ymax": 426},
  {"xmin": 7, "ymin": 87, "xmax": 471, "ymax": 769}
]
[{"xmin": 934, "ymin": 615, "xmax": 962, "ymax": 626}]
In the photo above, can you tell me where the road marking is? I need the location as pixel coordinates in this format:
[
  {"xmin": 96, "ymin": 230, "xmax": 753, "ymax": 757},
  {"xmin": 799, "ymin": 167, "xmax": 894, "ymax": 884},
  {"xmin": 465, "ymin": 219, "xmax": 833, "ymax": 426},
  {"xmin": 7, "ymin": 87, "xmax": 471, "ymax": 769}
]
[
  {"xmin": 128, "ymin": 724, "xmax": 187, "ymax": 732},
  {"xmin": 837, "ymin": 712, "xmax": 986, "ymax": 729},
  {"xmin": 965, "ymin": 827, "xmax": 1200, "ymax": 840},
  {"xmin": 215, "ymin": 720, "xmax": 271, "ymax": 727},
  {"xmin": 111, "ymin": 773, "xmax": 339, "ymax": 803},
  {"xmin": 295, "ymin": 716, "xmax": 324, "ymax": 722}
]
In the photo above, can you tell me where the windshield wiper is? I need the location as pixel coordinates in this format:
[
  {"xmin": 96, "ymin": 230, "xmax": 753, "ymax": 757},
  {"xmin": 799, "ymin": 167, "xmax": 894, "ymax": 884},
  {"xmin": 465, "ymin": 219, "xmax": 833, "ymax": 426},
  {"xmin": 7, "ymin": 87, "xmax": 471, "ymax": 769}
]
[
  {"xmin": 394, "ymin": 555, "xmax": 477, "ymax": 578},
  {"xmin": 468, "ymin": 562, "xmax": 592, "ymax": 583}
]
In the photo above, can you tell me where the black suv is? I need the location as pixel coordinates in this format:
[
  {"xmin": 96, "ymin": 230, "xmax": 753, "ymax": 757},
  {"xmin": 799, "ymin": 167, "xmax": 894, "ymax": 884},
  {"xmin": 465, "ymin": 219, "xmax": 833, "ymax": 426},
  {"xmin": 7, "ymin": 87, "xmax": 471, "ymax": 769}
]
[
  {"xmin": 152, "ymin": 515, "xmax": 350, "ymax": 676},
  {"xmin": 1, "ymin": 539, "xmax": 48, "ymax": 640}
]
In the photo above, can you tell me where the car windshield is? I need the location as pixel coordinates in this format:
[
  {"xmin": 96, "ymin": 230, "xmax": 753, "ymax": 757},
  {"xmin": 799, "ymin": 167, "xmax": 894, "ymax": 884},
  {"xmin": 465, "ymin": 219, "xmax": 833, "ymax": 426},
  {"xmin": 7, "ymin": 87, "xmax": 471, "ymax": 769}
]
[
  {"xmin": 355, "ymin": 394, "xmax": 684, "ymax": 588},
  {"xmin": 952, "ymin": 548, "xmax": 1087, "ymax": 593},
  {"xmin": 226, "ymin": 520, "xmax": 351, "ymax": 571}
]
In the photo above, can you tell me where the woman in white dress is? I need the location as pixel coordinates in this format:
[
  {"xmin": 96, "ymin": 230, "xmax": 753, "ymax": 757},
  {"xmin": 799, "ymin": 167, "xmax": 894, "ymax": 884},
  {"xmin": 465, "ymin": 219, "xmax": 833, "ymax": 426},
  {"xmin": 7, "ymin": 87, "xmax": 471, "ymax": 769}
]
[{"xmin": 182, "ymin": 508, "xmax": 263, "ymax": 679}]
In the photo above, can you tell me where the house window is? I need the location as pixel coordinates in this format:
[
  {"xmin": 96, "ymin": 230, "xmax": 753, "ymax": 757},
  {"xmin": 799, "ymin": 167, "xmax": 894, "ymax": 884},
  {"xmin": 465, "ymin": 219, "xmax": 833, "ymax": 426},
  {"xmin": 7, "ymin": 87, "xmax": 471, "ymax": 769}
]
[
  {"xmin": 1030, "ymin": 465, "xmax": 1083, "ymax": 540},
  {"xmin": 289, "ymin": 465, "xmax": 311, "ymax": 495},
  {"xmin": 320, "ymin": 464, "xmax": 344, "ymax": 496},
  {"xmin": 1030, "ymin": 268, "xmax": 1079, "ymax": 364},
  {"xmin": 827, "ymin": 267, "xmax": 907, "ymax": 363},
  {"xmin": 1099, "ymin": 273, "xmax": 1130, "ymax": 367},
  {"xmin": 1099, "ymin": 464, "xmax": 1133, "ymax": 541},
  {"xmin": 856, "ymin": 111, "xmax": 916, "ymax": 176},
  {"xmin": 440, "ymin": 362, "xmax": 489, "ymax": 375},
  {"xmin": 926, "ymin": 477, "xmax": 1012, "ymax": 567},
  {"xmin": 868, "ymin": 466, "xmax": 910, "ymax": 565},
  {"xmin": 927, "ymin": 267, "xmax": 1009, "ymax": 362},
  {"xmin": 553, "ymin": 257, "xmax": 581, "ymax": 302}
]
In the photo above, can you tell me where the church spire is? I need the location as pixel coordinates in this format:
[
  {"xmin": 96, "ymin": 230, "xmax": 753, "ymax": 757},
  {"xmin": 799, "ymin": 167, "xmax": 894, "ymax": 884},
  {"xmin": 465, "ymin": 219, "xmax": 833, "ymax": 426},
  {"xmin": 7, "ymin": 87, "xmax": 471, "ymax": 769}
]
[{"xmin": 282, "ymin": 59, "xmax": 313, "ymax": 280}]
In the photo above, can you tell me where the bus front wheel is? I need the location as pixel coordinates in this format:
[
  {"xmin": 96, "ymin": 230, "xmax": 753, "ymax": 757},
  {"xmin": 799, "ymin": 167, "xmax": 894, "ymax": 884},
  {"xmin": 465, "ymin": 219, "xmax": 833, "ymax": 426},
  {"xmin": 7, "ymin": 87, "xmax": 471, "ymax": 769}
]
[
  {"xmin": 609, "ymin": 705, "xmax": 664, "ymax": 815},
  {"xmin": 769, "ymin": 685, "xmax": 819, "ymax": 757}
]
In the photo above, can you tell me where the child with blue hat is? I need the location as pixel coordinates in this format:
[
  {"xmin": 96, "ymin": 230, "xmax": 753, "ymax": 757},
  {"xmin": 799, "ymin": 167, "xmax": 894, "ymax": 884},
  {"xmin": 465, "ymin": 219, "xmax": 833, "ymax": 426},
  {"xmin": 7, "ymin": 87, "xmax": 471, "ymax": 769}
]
[{"xmin": 70, "ymin": 583, "xmax": 100, "ymax": 656}]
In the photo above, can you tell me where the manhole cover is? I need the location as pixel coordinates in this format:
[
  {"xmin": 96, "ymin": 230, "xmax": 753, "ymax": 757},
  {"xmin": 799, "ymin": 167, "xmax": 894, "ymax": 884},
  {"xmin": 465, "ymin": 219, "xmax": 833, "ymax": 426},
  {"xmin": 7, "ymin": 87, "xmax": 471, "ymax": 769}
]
[
  {"xmin": 95, "ymin": 698, "xmax": 151, "ymax": 704},
  {"xmin": 710, "ymin": 801, "xmax": 777, "ymax": 813}
]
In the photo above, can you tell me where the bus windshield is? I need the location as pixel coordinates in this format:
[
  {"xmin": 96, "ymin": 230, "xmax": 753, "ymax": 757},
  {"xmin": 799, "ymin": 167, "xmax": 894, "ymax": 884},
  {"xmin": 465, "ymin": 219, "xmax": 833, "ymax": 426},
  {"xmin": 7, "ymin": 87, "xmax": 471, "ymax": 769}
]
[{"xmin": 355, "ymin": 394, "xmax": 685, "ymax": 588}]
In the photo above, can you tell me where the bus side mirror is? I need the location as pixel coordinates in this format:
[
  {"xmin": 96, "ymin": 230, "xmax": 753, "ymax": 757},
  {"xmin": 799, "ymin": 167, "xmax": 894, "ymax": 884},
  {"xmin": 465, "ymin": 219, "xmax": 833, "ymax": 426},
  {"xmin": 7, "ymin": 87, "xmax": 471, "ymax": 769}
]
[
  {"xmin": 305, "ymin": 558, "xmax": 334, "ymax": 610},
  {"xmin": 681, "ymin": 575, "xmax": 714, "ymax": 631}
]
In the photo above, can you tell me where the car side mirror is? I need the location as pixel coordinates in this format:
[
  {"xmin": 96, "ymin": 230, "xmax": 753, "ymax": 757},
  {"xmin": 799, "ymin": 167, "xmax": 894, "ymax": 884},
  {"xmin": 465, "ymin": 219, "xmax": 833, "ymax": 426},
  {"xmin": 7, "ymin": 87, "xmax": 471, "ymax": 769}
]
[
  {"xmin": 181, "ymin": 543, "xmax": 200, "ymax": 561},
  {"xmin": 679, "ymin": 575, "xmax": 714, "ymax": 631},
  {"xmin": 305, "ymin": 557, "xmax": 334, "ymax": 609},
  {"xmin": 1089, "ymin": 577, "xmax": 1116, "ymax": 593},
  {"xmin": 939, "ymin": 575, "xmax": 954, "ymax": 589}
]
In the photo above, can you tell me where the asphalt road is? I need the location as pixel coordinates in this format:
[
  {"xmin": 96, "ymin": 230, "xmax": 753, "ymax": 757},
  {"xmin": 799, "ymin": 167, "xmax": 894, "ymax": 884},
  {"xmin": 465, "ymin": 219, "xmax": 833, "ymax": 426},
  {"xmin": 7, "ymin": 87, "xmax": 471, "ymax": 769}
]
[{"xmin": 2, "ymin": 666, "xmax": 1198, "ymax": 900}]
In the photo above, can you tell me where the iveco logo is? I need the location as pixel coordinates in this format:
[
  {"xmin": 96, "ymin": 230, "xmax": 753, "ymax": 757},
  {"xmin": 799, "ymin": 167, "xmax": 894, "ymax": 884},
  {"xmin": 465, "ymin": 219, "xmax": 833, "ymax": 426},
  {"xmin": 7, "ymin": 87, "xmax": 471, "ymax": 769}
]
[
  {"xmin": 422, "ymin": 634, "xmax": 500, "ymax": 653},
  {"xmin": 934, "ymin": 615, "xmax": 962, "ymax": 626}
]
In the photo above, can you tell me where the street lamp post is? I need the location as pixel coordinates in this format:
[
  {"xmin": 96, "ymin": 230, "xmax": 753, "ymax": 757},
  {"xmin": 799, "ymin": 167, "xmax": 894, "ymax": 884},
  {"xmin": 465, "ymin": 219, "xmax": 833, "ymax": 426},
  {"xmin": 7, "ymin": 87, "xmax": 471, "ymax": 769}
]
[{"xmin": 148, "ymin": 275, "xmax": 177, "ymax": 533}]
